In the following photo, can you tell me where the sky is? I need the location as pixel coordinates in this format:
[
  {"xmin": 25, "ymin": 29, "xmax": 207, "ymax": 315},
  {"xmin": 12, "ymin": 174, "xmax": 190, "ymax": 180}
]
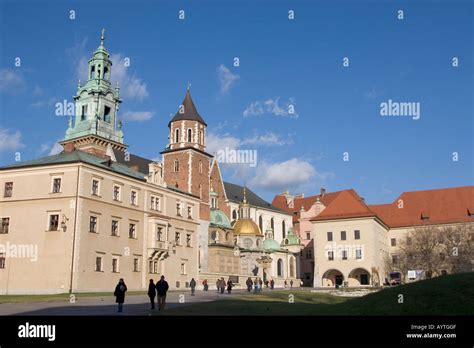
[{"xmin": 0, "ymin": 0, "xmax": 472, "ymax": 204}]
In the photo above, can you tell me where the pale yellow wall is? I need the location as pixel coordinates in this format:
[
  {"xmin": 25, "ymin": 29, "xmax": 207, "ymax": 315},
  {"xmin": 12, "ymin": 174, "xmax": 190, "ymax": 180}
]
[{"xmin": 312, "ymin": 217, "xmax": 389, "ymax": 287}]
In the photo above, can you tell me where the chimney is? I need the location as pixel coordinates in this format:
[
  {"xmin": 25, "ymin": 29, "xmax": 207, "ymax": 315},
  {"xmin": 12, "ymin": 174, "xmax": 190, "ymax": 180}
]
[
  {"xmin": 320, "ymin": 187, "xmax": 326, "ymax": 197},
  {"xmin": 62, "ymin": 142, "xmax": 75, "ymax": 153}
]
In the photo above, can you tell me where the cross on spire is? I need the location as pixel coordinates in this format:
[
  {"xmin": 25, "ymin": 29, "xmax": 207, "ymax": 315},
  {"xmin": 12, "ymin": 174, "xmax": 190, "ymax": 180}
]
[{"xmin": 100, "ymin": 28, "xmax": 105, "ymax": 46}]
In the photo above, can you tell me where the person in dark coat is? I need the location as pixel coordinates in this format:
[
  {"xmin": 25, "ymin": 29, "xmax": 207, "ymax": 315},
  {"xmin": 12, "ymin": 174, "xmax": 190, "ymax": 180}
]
[
  {"xmin": 155, "ymin": 275, "xmax": 169, "ymax": 311},
  {"xmin": 114, "ymin": 278, "xmax": 127, "ymax": 313},
  {"xmin": 220, "ymin": 277, "xmax": 225, "ymax": 294},
  {"xmin": 148, "ymin": 279, "xmax": 156, "ymax": 309},
  {"xmin": 227, "ymin": 278, "xmax": 233, "ymax": 294},
  {"xmin": 270, "ymin": 279, "xmax": 275, "ymax": 290},
  {"xmin": 246, "ymin": 277, "xmax": 253, "ymax": 292},
  {"xmin": 190, "ymin": 278, "xmax": 197, "ymax": 296}
]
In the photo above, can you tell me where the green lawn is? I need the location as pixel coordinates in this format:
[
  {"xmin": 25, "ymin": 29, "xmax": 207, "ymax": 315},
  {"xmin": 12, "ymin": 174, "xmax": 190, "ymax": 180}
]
[{"xmin": 159, "ymin": 272, "xmax": 474, "ymax": 315}]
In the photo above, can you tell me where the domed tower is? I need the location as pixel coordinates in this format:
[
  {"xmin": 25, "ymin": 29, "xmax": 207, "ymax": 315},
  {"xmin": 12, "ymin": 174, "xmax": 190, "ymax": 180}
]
[
  {"xmin": 161, "ymin": 86, "xmax": 212, "ymax": 221},
  {"xmin": 60, "ymin": 29, "xmax": 125, "ymax": 157},
  {"xmin": 233, "ymin": 187, "xmax": 263, "ymax": 250}
]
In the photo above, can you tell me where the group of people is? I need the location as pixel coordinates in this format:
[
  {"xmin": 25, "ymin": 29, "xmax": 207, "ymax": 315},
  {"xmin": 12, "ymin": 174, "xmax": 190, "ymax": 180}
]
[
  {"xmin": 113, "ymin": 276, "xmax": 170, "ymax": 313},
  {"xmin": 114, "ymin": 275, "xmax": 296, "ymax": 312},
  {"xmin": 215, "ymin": 277, "xmax": 234, "ymax": 294}
]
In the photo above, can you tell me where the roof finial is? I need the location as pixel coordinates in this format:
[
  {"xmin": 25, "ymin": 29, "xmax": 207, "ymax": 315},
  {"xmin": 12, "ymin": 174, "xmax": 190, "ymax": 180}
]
[
  {"xmin": 187, "ymin": 82, "xmax": 191, "ymax": 91},
  {"xmin": 100, "ymin": 28, "xmax": 105, "ymax": 46},
  {"xmin": 243, "ymin": 185, "xmax": 247, "ymax": 204}
]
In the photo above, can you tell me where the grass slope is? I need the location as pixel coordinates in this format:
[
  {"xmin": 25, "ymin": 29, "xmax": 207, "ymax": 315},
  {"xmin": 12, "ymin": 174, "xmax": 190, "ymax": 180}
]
[{"xmin": 160, "ymin": 272, "xmax": 474, "ymax": 315}]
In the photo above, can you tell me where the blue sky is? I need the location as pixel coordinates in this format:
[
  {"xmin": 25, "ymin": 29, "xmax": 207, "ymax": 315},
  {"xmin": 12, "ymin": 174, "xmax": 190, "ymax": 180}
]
[{"xmin": 0, "ymin": 0, "xmax": 472, "ymax": 204}]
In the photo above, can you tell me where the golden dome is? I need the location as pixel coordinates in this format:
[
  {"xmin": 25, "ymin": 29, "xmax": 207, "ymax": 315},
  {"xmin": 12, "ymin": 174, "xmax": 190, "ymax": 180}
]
[{"xmin": 233, "ymin": 218, "xmax": 262, "ymax": 236}]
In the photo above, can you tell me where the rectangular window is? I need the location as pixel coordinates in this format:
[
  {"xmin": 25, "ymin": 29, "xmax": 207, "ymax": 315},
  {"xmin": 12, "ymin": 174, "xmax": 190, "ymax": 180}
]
[
  {"xmin": 328, "ymin": 251, "xmax": 334, "ymax": 261},
  {"xmin": 150, "ymin": 196, "xmax": 155, "ymax": 210},
  {"xmin": 186, "ymin": 233, "xmax": 192, "ymax": 247},
  {"xmin": 92, "ymin": 180, "xmax": 99, "ymax": 196},
  {"xmin": 340, "ymin": 231, "xmax": 346, "ymax": 241},
  {"xmin": 155, "ymin": 197, "xmax": 160, "ymax": 211},
  {"xmin": 104, "ymin": 106, "xmax": 111, "ymax": 123},
  {"xmin": 111, "ymin": 220, "xmax": 119, "ymax": 236},
  {"xmin": 175, "ymin": 232, "xmax": 181, "ymax": 245},
  {"xmin": 52, "ymin": 178, "xmax": 61, "ymax": 193},
  {"xmin": 95, "ymin": 257, "xmax": 103, "ymax": 272},
  {"xmin": 49, "ymin": 214, "xmax": 59, "ymax": 231},
  {"xmin": 129, "ymin": 223, "xmax": 136, "ymax": 239},
  {"xmin": 392, "ymin": 255, "xmax": 399, "ymax": 264},
  {"xmin": 305, "ymin": 249, "xmax": 312, "ymax": 259},
  {"xmin": 306, "ymin": 232, "xmax": 311, "ymax": 240},
  {"xmin": 342, "ymin": 250, "xmax": 348, "ymax": 260},
  {"xmin": 113, "ymin": 185, "xmax": 121, "ymax": 201},
  {"xmin": 0, "ymin": 253, "xmax": 5, "ymax": 269},
  {"xmin": 391, "ymin": 238, "xmax": 396, "ymax": 247},
  {"xmin": 355, "ymin": 248, "xmax": 362, "ymax": 259},
  {"xmin": 327, "ymin": 232, "xmax": 333, "ymax": 241},
  {"xmin": 1, "ymin": 218, "xmax": 9, "ymax": 234},
  {"xmin": 148, "ymin": 260, "xmax": 153, "ymax": 273},
  {"xmin": 187, "ymin": 206, "xmax": 192, "ymax": 219},
  {"xmin": 112, "ymin": 258, "xmax": 119, "ymax": 273},
  {"xmin": 176, "ymin": 202, "xmax": 182, "ymax": 216},
  {"xmin": 156, "ymin": 226, "xmax": 163, "ymax": 241},
  {"xmin": 181, "ymin": 263, "xmax": 186, "ymax": 275},
  {"xmin": 354, "ymin": 230, "xmax": 360, "ymax": 240},
  {"xmin": 4, "ymin": 182, "xmax": 13, "ymax": 197},
  {"xmin": 81, "ymin": 104, "xmax": 88, "ymax": 120},
  {"xmin": 133, "ymin": 258, "xmax": 139, "ymax": 272},
  {"xmin": 406, "ymin": 237, "xmax": 412, "ymax": 245},
  {"xmin": 89, "ymin": 216, "xmax": 98, "ymax": 233},
  {"xmin": 130, "ymin": 190, "xmax": 137, "ymax": 206}
]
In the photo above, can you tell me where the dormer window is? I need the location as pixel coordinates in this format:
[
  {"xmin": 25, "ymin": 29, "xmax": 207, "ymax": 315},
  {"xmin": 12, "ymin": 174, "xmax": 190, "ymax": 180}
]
[
  {"xmin": 468, "ymin": 209, "xmax": 474, "ymax": 218},
  {"xmin": 421, "ymin": 212, "xmax": 429, "ymax": 221}
]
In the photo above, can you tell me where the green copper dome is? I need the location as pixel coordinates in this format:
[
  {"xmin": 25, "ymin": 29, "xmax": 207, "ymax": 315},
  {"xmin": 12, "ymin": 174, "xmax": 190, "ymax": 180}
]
[
  {"xmin": 263, "ymin": 238, "xmax": 281, "ymax": 252},
  {"xmin": 210, "ymin": 209, "xmax": 231, "ymax": 229},
  {"xmin": 281, "ymin": 227, "xmax": 301, "ymax": 246}
]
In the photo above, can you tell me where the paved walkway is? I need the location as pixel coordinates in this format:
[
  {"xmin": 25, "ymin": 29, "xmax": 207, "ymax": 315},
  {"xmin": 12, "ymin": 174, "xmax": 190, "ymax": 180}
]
[{"xmin": 0, "ymin": 289, "xmax": 251, "ymax": 316}]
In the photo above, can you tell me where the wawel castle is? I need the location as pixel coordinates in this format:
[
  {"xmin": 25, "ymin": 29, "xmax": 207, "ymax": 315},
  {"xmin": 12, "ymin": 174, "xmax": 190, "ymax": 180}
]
[{"xmin": 0, "ymin": 32, "xmax": 472, "ymax": 294}]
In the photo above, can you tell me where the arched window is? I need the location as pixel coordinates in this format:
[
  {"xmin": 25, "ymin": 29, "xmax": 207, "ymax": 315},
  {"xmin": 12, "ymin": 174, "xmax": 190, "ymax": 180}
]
[
  {"xmin": 104, "ymin": 66, "xmax": 109, "ymax": 80},
  {"xmin": 270, "ymin": 218, "xmax": 274, "ymax": 231},
  {"xmin": 187, "ymin": 129, "xmax": 192, "ymax": 142},
  {"xmin": 282, "ymin": 220, "xmax": 286, "ymax": 238},
  {"xmin": 90, "ymin": 65, "xmax": 96, "ymax": 79},
  {"xmin": 174, "ymin": 160, "xmax": 179, "ymax": 172},
  {"xmin": 174, "ymin": 128, "xmax": 180, "ymax": 143},
  {"xmin": 259, "ymin": 215, "xmax": 263, "ymax": 232},
  {"xmin": 232, "ymin": 210, "xmax": 237, "ymax": 220},
  {"xmin": 277, "ymin": 259, "xmax": 283, "ymax": 277}
]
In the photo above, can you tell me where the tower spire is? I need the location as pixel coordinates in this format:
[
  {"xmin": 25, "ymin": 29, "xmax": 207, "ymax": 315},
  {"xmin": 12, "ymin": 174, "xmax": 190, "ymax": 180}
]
[{"xmin": 100, "ymin": 28, "xmax": 105, "ymax": 46}]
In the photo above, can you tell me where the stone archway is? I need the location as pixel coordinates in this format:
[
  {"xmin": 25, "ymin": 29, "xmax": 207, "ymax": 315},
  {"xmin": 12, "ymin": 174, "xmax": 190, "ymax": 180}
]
[
  {"xmin": 348, "ymin": 268, "xmax": 371, "ymax": 286},
  {"xmin": 322, "ymin": 269, "xmax": 344, "ymax": 287}
]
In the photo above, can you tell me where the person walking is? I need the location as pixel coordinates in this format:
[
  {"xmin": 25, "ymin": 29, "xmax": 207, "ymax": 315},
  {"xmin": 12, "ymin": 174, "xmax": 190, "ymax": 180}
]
[
  {"xmin": 227, "ymin": 278, "xmax": 233, "ymax": 294},
  {"xmin": 284, "ymin": 280, "xmax": 288, "ymax": 288},
  {"xmin": 147, "ymin": 279, "xmax": 156, "ymax": 309},
  {"xmin": 254, "ymin": 277, "xmax": 259, "ymax": 294},
  {"xmin": 156, "ymin": 275, "xmax": 169, "ymax": 311},
  {"xmin": 270, "ymin": 279, "xmax": 275, "ymax": 290},
  {"xmin": 290, "ymin": 279, "xmax": 294, "ymax": 288},
  {"xmin": 202, "ymin": 279, "xmax": 208, "ymax": 291},
  {"xmin": 246, "ymin": 277, "xmax": 253, "ymax": 292},
  {"xmin": 220, "ymin": 277, "xmax": 225, "ymax": 294},
  {"xmin": 114, "ymin": 278, "xmax": 127, "ymax": 313},
  {"xmin": 216, "ymin": 279, "xmax": 220, "ymax": 293},
  {"xmin": 258, "ymin": 278, "xmax": 263, "ymax": 292},
  {"xmin": 190, "ymin": 278, "xmax": 197, "ymax": 296}
]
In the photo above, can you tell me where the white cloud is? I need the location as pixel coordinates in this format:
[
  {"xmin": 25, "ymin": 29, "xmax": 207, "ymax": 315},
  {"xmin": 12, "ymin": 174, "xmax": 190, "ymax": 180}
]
[
  {"xmin": 0, "ymin": 69, "xmax": 25, "ymax": 93},
  {"xmin": 206, "ymin": 132, "xmax": 241, "ymax": 155},
  {"xmin": 48, "ymin": 142, "xmax": 63, "ymax": 156},
  {"xmin": 217, "ymin": 64, "xmax": 239, "ymax": 94},
  {"xmin": 110, "ymin": 54, "xmax": 149, "ymax": 101},
  {"xmin": 241, "ymin": 132, "xmax": 292, "ymax": 146},
  {"xmin": 250, "ymin": 158, "xmax": 316, "ymax": 190},
  {"xmin": 243, "ymin": 97, "xmax": 298, "ymax": 118},
  {"xmin": 123, "ymin": 111, "xmax": 154, "ymax": 122},
  {"xmin": 0, "ymin": 128, "xmax": 25, "ymax": 152}
]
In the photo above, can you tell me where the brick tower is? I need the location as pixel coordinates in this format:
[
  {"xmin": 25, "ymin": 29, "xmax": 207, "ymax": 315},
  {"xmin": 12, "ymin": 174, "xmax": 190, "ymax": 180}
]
[{"xmin": 161, "ymin": 86, "xmax": 212, "ymax": 221}]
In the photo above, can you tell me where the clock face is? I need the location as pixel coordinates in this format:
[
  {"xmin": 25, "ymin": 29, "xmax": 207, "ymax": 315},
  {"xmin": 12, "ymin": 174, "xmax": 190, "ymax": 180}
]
[{"xmin": 244, "ymin": 238, "xmax": 253, "ymax": 248}]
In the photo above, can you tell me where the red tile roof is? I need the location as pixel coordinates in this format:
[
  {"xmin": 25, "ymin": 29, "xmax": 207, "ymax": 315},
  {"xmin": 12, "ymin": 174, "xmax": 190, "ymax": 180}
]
[{"xmin": 369, "ymin": 186, "xmax": 474, "ymax": 228}]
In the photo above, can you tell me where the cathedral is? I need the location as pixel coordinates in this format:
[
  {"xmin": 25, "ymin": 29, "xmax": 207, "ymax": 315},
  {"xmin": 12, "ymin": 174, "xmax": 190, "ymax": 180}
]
[{"xmin": 0, "ymin": 31, "xmax": 302, "ymax": 294}]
